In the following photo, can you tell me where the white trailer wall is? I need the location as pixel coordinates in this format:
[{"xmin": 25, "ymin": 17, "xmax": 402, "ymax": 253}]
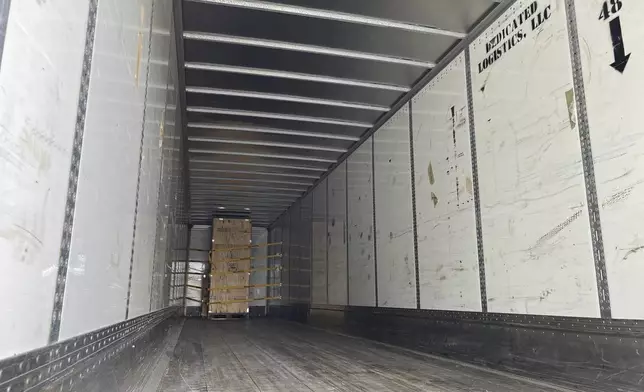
[
  {"xmin": 471, "ymin": 0, "xmax": 598, "ymax": 317},
  {"xmin": 270, "ymin": 0, "xmax": 644, "ymax": 327},
  {"xmin": 347, "ymin": 139, "xmax": 376, "ymax": 307},
  {"xmin": 0, "ymin": 0, "xmax": 90, "ymax": 359},
  {"xmin": 327, "ymin": 162, "xmax": 348, "ymax": 305},
  {"xmin": 0, "ymin": 0, "xmax": 187, "ymax": 359},
  {"xmin": 311, "ymin": 179, "xmax": 328, "ymax": 304},
  {"xmin": 374, "ymin": 107, "xmax": 417, "ymax": 309},
  {"xmin": 250, "ymin": 227, "xmax": 268, "ymax": 308},
  {"xmin": 412, "ymin": 53, "xmax": 481, "ymax": 312},
  {"xmin": 575, "ymin": 0, "xmax": 644, "ymax": 319}
]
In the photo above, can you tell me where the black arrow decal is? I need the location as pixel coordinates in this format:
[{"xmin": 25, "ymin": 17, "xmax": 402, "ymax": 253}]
[{"xmin": 609, "ymin": 16, "xmax": 631, "ymax": 73}]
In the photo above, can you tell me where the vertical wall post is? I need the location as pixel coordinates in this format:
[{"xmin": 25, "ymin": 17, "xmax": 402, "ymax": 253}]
[
  {"xmin": 345, "ymin": 162, "xmax": 350, "ymax": 306},
  {"xmin": 464, "ymin": 47, "xmax": 488, "ymax": 313},
  {"xmin": 325, "ymin": 179, "xmax": 329, "ymax": 304},
  {"xmin": 564, "ymin": 0, "xmax": 611, "ymax": 319},
  {"xmin": 49, "ymin": 0, "xmax": 99, "ymax": 344},
  {"xmin": 408, "ymin": 102, "xmax": 421, "ymax": 310},
  {"xmin": 371, "ymin": 137, "xmax": 379, "ymax": 307}
]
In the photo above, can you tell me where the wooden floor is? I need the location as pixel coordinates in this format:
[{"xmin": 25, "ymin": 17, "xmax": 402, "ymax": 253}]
[{"xmin": 156, "ymin": 318, "xmax": 571, "ymax": 392}]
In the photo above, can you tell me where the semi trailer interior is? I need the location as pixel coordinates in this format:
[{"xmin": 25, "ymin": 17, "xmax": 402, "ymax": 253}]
[{"xmin": 1, "ymin": 0, "xmax": 644, "ymax": 391}]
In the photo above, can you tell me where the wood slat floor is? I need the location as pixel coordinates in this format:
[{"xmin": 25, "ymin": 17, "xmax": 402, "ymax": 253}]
[{"xmin": 156, "ymin": 318, "xmax": 572, "ymax": 392}]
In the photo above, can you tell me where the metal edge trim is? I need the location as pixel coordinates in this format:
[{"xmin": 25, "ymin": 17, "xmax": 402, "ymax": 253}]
[
  {"xmin": 2, "ymin": 307, "xmax": 177, "ymax": 391},
  {"xmin": 309, "ymin": 305, "xmax": 644, "ymax": 335}
]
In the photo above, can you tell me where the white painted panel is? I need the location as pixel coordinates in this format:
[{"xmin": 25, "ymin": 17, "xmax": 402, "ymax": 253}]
[
  {"xmin": 250, "ymin": 227, "xmax": 268, "ymax": 307},
  {"xmin": 311, "ymin": 179, "xmax": 328, "ymax": 304},
  {"xmin": 575, "ymin": 0, "xmax": 644, "ymax": 318},
  {"xmin": 268, "ymin": 220, "xmax": 283, "ymax": 305},
  {"xmin": 186, "ymin": 226, "xmax": 210, "ymax": 307},
  {"xmin": 412, "ymin": 53, "xmax": 481, "ymax": 311},
  {"xmin": 374, "ymin": 106, "xmax": 417, "ymax": 309},
  {"xmin": 282, "ymin": 211, "xmax": 291, "ymax": 304},
  {"xmin": 298, "ymin": 193, "xmax": 313, "ymax": 304},
  {"xmin": 327, "ymin": 162, "xmax": 348, "ymax": 305},
  {"xmin": 347, "ymin": 139, "xmax": 376, "ymax": 307},
  {"xmin": 0, "ymin": 0, "xmax": 88, "ymax": 359},
  {"xmin": 128, "ymin": 0, "xmax": 173, "ymax": 319},
  {"xmin": 60, "ymin": 0, "xmax": 156, "ymax": 339},
  {"xmin": 471, "ymin": 0, "xmax": 599, "ymax": 317}
]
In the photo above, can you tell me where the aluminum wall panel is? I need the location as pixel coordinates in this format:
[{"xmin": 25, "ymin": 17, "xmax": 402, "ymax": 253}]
[
  {"xmin": 374, "ymin": 106, "xmax": 417, "ymax": 309},
  {"xmin": 60, "ymin": 0, "xmax": 157, "ymax": 339},
  {"xmin": 186, "ymin": 226, "xmax": 211, "ymax": 307},
  {"xmin": 282, "ymin": 210, "xmax": 291, "ymax": 304},
  {"xmin": 129, "ymin": 0, "xmax": 173, "ymax": 318},
  {"xmin": 267, "ymin": 221, "xmax": 282, "ymax": 305},
  {"xmin": 288, "ymin": 201, "xmax": 302, "ymax": 303},
  {"xmin": 575, "ymin": 0, "xmax": 644, "ymax": 319},
  {"xmin": 0, "ymin": 0, "xmax": 89, "ymax": 359},
  {"xmin": 347, "ymin": 138, "xmax": 376, "ymax": 307},
  {"xmin": 311, "ymin": 179, "xmax": 328, "ymax": 304},
  {"xmin": 327, "ymin": 162, "xmax": 348, "ymax": 305},
  {"xmin": 250, "ymin": 227, "xmax": 268, "ymax": 307},
  {"xmin": 411, "ymin": 53, "xmax": 481, "ymax": 311},
  {"xmin": 470, "ymin": 0, "xmax": 599, "ymax": 317},
  {"xmin": 297, "ymin": 193, "xmax": 313, "ymax": 305}
]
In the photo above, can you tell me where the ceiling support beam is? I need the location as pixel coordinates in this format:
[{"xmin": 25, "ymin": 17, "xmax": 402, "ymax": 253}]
[
  {"xmin": 189, "ymin": 148, "xmax": 337, "ymax": 163},
  {"xmin": 187, "ymin": 106, "xmax": 372, "ymax": 128},
  {"xmin": 186, "ymin": 86, "xmax": 389, "ymax": 111},
  {"xmin": 189, "ymin": 158, "xmax": 328, "ymax": 172},
  {"xmin": 189, "ymin": 0, "xmax": 467, "ymax": 38},
  {"xmin": 189, "ymin": 123, "xmax": 359, "ymax": 141},
  {"xmin": 185, "ymin": 62, "xmax": 410, "ymax": 92},
  {"xmin": 190, "ymin": 168, "xmax": 320, "ymax": 179},
  {"xmin": 183, "ymin": 32, "xmax": 434, "ymax": 68},
  {"xmin": 188, "ymin": 136, "xmax": 348, "ymax": 153}
]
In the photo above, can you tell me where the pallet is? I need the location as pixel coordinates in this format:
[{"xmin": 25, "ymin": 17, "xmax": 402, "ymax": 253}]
[{"xmin": 208, "ymin": 313, "xmax": 248, "ymax": 320}]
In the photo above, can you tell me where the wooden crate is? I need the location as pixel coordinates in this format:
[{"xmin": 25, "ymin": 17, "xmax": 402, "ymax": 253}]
[{"xmin": 209, "ymin": 218, "xmax": 252, "ymax": 315}]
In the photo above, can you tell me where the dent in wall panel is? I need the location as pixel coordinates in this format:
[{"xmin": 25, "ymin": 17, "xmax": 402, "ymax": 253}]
[
  {"xmin": 374, "ymin": 105, "xmax": 417, "ymax": 309},
  {"xmin": 412, "ymin": 53, "xmax": 481, "ymax": 311},
  {"xmin": 311, "ymin": 179, "xmax": 328, "ymax": 305},
  {"xmin": 575, "ymin": 0, "xmax": 644, "ymax": 319},
  {"xmin": 327, "ymin": 162, "xmax": 348, "ymax": 305},
  {"xmin": 0, "ymin": 0, "xmax": 89, "ymax": 359},
  {"xmin": 347, "ymin": 138, "xmax": 376, "ymax": 307},
  {"xmin": 470, "ymin": 0, "xmax": 599, "ymax": 317}
]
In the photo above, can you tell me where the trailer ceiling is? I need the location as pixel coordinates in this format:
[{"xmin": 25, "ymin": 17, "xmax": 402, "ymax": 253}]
[{"xmin": 180, "ymin": 0, "xmax": 500, "ymax": 226}]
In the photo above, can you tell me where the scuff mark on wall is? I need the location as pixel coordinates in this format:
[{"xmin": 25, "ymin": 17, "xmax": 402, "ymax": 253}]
[
  {"xmin": 565, "ymin": 88, "xmax": 576, "ymax": 130},
  {"xmin": 602, "ymin": 186, "xmax": 633, "ymax": 208},
  {"xmin": 428, "ymin": 162, "xmax": 435, "ymax": 185},
  {"xmin": 465, "ymin": 176, "xmax": 473, "ymax": 195},
  {"xmin": 622, "ymin": 246, "xmax": 644, "ymax": 261},
  {"xmin": 530, "ymin": 210, "xmax": 583, "ymax": 253}
]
